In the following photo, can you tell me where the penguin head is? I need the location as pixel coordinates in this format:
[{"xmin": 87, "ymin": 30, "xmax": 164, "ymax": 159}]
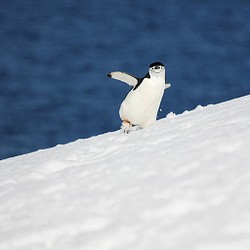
[{"xmin": 149, "ymin": 62, "xmax": 165, "ymax": 77}]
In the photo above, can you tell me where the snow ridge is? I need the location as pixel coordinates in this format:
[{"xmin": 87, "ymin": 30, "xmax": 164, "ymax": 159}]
[{"xmin": 1, "ymin": 95, "xmax": 250, "ymax": 250}]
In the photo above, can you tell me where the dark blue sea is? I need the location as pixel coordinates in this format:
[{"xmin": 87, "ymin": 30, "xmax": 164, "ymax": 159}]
[{"xmin": 0, "ymin": 0, "xmax": 249, "ymax": 159}]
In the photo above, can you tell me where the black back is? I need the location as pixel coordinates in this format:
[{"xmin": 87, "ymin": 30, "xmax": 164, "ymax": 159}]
[{"xmin": 133, "ymin": 73, "xmax": 150, "ymax": 91}]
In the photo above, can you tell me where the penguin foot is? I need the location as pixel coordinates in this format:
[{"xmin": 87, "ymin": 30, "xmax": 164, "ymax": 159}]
[{"xmin": 121, "ymin": 120, "xmax": 133, "ymax": 134}]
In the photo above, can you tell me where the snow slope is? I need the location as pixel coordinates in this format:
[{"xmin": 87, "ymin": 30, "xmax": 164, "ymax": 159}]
[{"xmin": 0, "ymin": 95, "xmax": 250, "ymax": 250}]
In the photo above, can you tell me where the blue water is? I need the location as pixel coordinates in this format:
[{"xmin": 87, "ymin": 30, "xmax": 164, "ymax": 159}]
[{"xmin": 0, "ymin": 0, "xmax": 249, "ymax": 159}]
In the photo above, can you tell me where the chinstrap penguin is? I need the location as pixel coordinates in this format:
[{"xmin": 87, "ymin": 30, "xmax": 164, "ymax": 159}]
[{"xmin": 107, "ymin": 62, "xmax": 171, "ymax": 133}]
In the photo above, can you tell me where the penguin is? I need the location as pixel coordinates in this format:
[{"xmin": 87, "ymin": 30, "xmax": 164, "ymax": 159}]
[{"xmin": 107, "ymin": 62, "xmax": 171, "ymax": 133}]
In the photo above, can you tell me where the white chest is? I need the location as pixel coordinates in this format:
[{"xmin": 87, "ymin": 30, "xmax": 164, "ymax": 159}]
[{"xmin": 119, "ymin": 77, "xmax": 165, "ymax": 127}]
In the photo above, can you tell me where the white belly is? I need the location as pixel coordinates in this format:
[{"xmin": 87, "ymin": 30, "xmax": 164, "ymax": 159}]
[{"xmin": 119, "ymin": 78, "xmax": 165, "ymax": 128}]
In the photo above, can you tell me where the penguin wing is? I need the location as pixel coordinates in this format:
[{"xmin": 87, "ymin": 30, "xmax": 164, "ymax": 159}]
[
  {"xmin": 165, "ymin": 83, "xmax": 171, "ymax": 89},
  {"xmin": 107, "ymin": 71, "xmax": 138, "ymax": 87}
]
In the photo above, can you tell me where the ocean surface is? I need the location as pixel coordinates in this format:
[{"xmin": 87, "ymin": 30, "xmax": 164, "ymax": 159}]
[{"xmin": 0, "ymin": 0, "xmax": 249, "ymax": 159}]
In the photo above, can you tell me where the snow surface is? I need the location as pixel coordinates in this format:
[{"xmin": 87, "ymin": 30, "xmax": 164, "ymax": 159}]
[{"xmin": 1, "ymin": 95, "xmax": 250, "ymax": 250}]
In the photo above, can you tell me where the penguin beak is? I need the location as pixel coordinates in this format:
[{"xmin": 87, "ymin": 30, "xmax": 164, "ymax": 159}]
[{"xmin": 151, "ymin": 65, "xmax": 164, "ymax": 73}]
